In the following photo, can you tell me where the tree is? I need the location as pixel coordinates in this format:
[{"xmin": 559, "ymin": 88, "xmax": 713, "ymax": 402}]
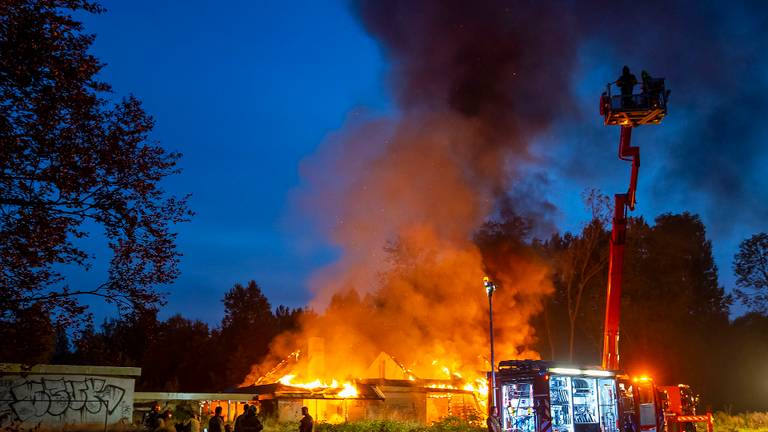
[
  {"xmin": 733, "ymin": 233, "xmax": 768, "ymax": 314},
  {"xmin": 620, "ymin": 213, "xmax": 730, "ymax": 404},
  {"xmin": 71, "ymin": 307, "xmax": 159, "ymax": 366},
  {"xmin": 219, "ymin": 280, "xmax": 278, "ymax": 388},
  {"xmin": 0, "ymin": 302, "xmax": 55, "ymax": 363},
  {"xmin": 51, "ymin": 323, "xmax": 72, "ymax": 363},
  {"xmin": 274, "ymin": 304, "xmax": 304, "ymax": 334},
  {"xmin": 140, "ymin": 315, "xmax": 215, "ymax": 392},
  {"xmin": 548, "ymin": 189, "xmax": 610, "ymax": 361},
  {"xmin": 0, "ymin": 0, "xmax": 191, "ymax": 326}
]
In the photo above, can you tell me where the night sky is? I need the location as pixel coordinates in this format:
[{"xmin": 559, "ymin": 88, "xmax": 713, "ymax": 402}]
[{"xmin": 74, "ymin": 0, "xmax": 766, "ymax": 324}]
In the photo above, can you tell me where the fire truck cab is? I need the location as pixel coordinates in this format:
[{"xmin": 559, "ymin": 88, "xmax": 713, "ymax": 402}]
[
  {"xmin": 617, "ymin": 376, "xmax": 667, "ymax": 432},
  {"xmin": 599, "ymin": 79, "xmax": 669, "ymax": 126},
  {"xmin": 491, "ymin": 361, "xmax": 622, "ymax": 432}
]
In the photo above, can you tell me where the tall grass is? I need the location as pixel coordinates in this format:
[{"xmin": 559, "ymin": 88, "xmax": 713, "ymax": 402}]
[
  {"xmin": 262, "ymin": 417, "xmax": 484, "ymax": 432},
  {"xmin": 713, "ymin": 412, "xmax": 768, "ymax": 432}
]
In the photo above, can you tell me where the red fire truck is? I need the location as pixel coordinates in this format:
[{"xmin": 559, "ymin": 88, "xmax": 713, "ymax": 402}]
[{"xmin": 490, "ymin": 361, "xmax": 667, "ymax": 432}]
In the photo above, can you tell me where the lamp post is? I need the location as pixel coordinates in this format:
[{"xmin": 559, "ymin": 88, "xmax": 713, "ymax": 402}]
[{"xmin": 484, "ymin": 276, "xmax": 497, "ymax": 410}]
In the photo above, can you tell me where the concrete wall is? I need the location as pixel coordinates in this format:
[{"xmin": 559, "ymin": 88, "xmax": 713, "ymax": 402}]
[{"xmin": 0, "ymin": 364, "xmax": 140, "ymax": 430}]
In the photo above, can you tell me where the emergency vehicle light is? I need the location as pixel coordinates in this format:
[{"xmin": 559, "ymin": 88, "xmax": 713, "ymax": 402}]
[
  {"xmin": 583, "ymin": 369, "xmax": 613, "ymax": 377},
  {"xmin": 549, "ymin": 368, "xmax": 581, "ymax": 375},
  {"xmin": 548, "ymin": 368, "xmax": 613, "ymax": 377}
]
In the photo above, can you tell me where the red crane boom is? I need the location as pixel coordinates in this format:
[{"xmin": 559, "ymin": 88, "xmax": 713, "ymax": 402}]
[
  {"xmin": 602, "ymin": 125, "xmax": 638, "ymax": 370},
  {"xmin": 599, "ymin": 73, "xmax": 669, "ymax": 371}
]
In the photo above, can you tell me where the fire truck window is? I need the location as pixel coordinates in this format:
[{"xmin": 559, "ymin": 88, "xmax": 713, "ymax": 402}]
[
  {"xmin": 502, "ymin": 382, "xmax": 536, "ymax": 432},
  {"xmin": 637, "ymin": 385, "xmax": 655, "ymax": 404},
  {"xmin": 550, "ymin": 375, "xmax": 573, "ymax": 432},
  {"xmin": 571, "ymin": 377, "xmax": 598, "ymax": 432},
  {"xmin": 598, "ymin": 378, "xmax": 619, "ymax": 432}
]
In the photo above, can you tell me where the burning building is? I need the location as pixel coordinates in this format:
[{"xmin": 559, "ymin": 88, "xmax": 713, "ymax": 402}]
[
  {"xmin": 244, "ymin": 1, "xmax": 570, "ymax": 425},
  {"xmin": 240, "ymin": 338, "xmax": 483, "ymax": 424}
]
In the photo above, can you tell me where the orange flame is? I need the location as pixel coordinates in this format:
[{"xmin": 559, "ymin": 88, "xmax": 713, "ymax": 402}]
[{"xmin": 278, "ymin": 374, "xmax": 359, "ymax": 398}]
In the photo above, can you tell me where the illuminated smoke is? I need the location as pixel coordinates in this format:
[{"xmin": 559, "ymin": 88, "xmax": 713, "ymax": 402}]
[{"xmin": 249, "ymin": 0, "xmax": 768, "ymax": 385}]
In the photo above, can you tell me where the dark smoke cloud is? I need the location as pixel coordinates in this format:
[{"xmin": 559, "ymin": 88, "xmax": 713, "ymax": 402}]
[
  {"xmin": 354, "ymin": 0, "xmax": 581, "ymax": 174},
  {"xmin": 352, "ymin": 0, "xmax": 768, "ymax": 236}
]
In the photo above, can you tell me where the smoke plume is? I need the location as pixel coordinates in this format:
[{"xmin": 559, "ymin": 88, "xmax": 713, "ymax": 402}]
[{"xmin": 252, "ymin": 0, "xmax": 768, "ymax": 382}]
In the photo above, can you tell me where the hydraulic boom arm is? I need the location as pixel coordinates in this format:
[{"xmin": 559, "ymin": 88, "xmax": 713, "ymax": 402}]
[{"xmin": 602, "ymin": 125, "xmax": 639, "ymax": 371}]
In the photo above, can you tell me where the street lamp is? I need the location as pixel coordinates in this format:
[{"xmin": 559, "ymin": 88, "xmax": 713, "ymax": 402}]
[{"xmin": 483, "ymin": 276, "xmax": 497, "ymax": 410}]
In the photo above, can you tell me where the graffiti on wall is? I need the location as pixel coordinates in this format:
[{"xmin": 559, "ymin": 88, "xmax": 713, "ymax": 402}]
[{"xmin": 0, "ymin": 375, "xmax": 133, "ymax": 428}]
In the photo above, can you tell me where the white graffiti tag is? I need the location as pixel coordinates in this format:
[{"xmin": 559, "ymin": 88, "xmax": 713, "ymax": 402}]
[{"xmin": 8, "ymin": 378, "xmax": 126, "ymax": 421}]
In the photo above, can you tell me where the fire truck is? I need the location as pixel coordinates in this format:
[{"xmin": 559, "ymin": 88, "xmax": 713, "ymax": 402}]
[
  {"xmin": 489, "ymin": 71, "xmax": 691, "ymax": 432},
  {"xmin": 491, "ymin": 361, "xmax": 666, "ymax": 432}
]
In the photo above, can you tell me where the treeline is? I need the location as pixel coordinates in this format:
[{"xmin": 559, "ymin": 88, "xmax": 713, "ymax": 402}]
[{"xmin": 0, "ymin": 281, "xmax": 309, "ymax": 392}]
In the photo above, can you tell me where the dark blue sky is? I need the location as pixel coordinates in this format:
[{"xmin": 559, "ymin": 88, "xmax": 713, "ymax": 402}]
[
  {"xmin": 76, "ymin": 0, "xmax": 392, "ymax": 324},
  {"xmin": 75, "ymin": 0, "xmax": 762, "ymax": 325}
]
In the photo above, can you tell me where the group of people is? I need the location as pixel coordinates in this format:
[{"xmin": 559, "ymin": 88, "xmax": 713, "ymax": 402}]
[
  {"xmin": 143, "ymin": 402, "xmax": 314, "ymax": 432},
  {"xmin": 616, "ymin": 65, "xmax": 665, "ymax": 108},
  {"xmin": 206, "ymin": 404, "xmax": 263, "ymax": 432},
  {"xmin": 143, "ymin": 403, "xmax": 201, "ymax": 432}
]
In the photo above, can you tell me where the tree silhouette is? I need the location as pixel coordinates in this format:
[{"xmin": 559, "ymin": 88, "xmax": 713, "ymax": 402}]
[
  {"xmin": 733, "ymin": 232, "xmax": 768, "ymax": 314},
  {"xmin": 620, "ymin": 213, "xmax": 730, "ymax": 404},
  {"xmin": 71, "ymin": 306, "xmax": 159, "ymax": 366},
  {"xmin": 219, "ymin": 280, "xmax": 278, "ymax": 388},
  {"xmin": 140, "ymin": 315, "xmax": 215, "ymax": 392},
  {"xmin": 0, "ymin": 0, "xmax": 191, "ymax": 327},
  {"xmin": 0, "ymin": 302, "xmax": 54, "ymax": 363},
  {"xmin": 551, "ymin": 190, "xmax": 610, "ymax": 361}
]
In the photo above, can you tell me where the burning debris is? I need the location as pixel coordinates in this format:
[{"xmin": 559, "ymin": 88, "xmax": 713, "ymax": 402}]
[{"xmin": 242, "ymin": 342, "xmax": 485, "ymax": 423}]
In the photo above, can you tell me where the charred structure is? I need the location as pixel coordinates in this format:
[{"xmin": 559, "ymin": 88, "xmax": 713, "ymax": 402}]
[{"xmin": 241, "ymin": 340, "xmax": 482, "ymax": 423}]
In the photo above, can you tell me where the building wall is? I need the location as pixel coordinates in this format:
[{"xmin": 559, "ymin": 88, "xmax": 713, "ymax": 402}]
[
  {"xmin": 266, "ymin": 388, "xmax": 476, "ymax": 425},
  {"xmin": 0, "ymin": 364, "xmax": 138, "ymax": 430},
  {"xmin": 376, "ymin": 385, "xmax": 427, "ymax": 423}
]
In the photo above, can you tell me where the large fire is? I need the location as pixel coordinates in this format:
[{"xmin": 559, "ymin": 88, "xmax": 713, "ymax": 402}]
[
  {"xmin": 243, "ymin": 0, "xmax": 564, "ymax": 424},
  {"xmin": 278, "ymin": 374, "xmax": 359, "ymax": 398},
  {"xmin": 250, "ymin": 345, "xmax": 496, "ymax": 423},
  {"xmin": 243, "ymin": 226, "xmax": 552, "ymax": 425}
]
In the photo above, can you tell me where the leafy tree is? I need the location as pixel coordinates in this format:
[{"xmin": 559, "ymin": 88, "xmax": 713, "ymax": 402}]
[
  {"xmin": 0, "ymin": 302, "xmax": 55, "ymax": 363},
  {"xmin": 219, "ymin": 280, "xmax": 278, "ymax": 388},
  {"xmin": 733, "ymin": 233, "xmax": 768, "ymax": 314},
  {"xmin": 620, "ymin": 213, "xmax": 730, "ymax": 405},
  {"xmin": 51, "ymin": 323, "xmax": 72, "ymax": 363},
  {"xmin": 274, "ymin": 304, "xmax": 304, "ymax": 334},
  {"xmin": 140, "ymin": 315, "xmax": 215, "ymax": 392},
  {"xmin": 0, "ymin": 0, "xmax": 191, "ymax": 327},
  {"xmin": 533, "ymin": 211, "xmax": 731, "ymax": 408},
  {"xmin": 71, "ymin": 307, "xmax": 159, "ymax": 366},
  {"xmin": 525, "ymin": 190, "xmax": 610, "ymax": 362},
  {"xmin": 547, "ymin": 190, "xmax": 610, "ymax": 361}
]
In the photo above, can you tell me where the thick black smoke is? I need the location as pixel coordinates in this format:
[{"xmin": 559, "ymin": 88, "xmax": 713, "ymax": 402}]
[{"xmin": 352, "ymin": 0, "xmax": 768, "ymax": 237}]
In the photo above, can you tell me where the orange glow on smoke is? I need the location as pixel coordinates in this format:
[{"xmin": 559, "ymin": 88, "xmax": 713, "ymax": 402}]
[
  {"xmin": 241, "ymin": 107, "xmax": 557, "ymax": 423},
  {"xmin": 241, "ymin": 226, "xmax": 553, "ymax": 420}
]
